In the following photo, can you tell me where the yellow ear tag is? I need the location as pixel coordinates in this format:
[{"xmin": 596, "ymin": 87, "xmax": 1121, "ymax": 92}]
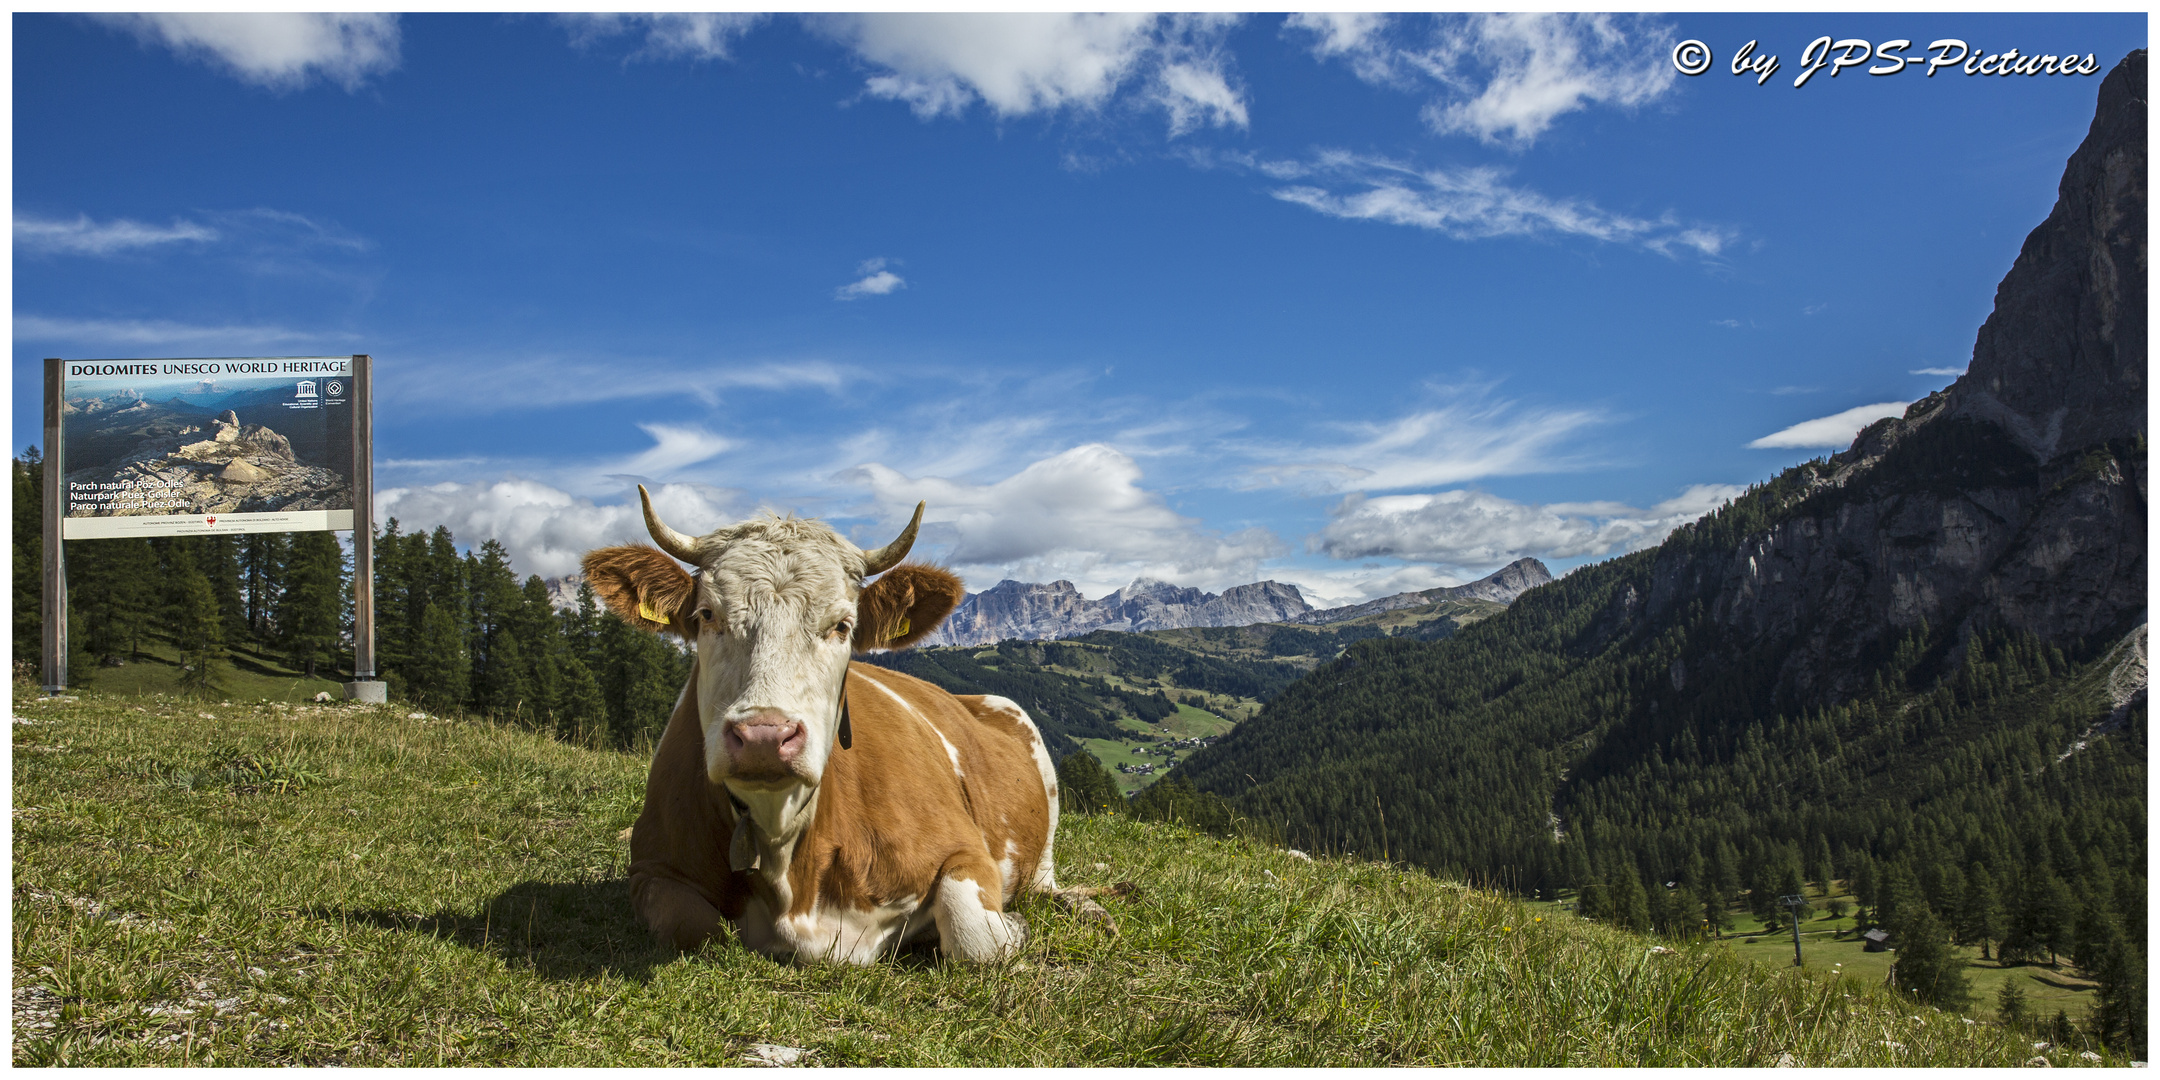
[
  {"xmin": 888, "ymin": 616, "xmax": 910, "ymax": 641},
  {"xmin": 638, "ymin": 600, "xmax": 664, "ymax": 624}
]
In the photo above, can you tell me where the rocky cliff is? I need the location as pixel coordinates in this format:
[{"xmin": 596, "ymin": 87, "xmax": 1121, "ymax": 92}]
[
  {"xmin": 1293, "ymin": 558, "xmax": 1554, "ymax": 625},
  {"xmin": 1637, "ymin": 51, "xmax": 2146, "ymax": 707},
  {"xmin": 923, "ymin": 576, "xmax": 1316, "ymax": 647},
  {"xmin": 62, "ymin": 409, "xmax": 350, "ymax": 516}
]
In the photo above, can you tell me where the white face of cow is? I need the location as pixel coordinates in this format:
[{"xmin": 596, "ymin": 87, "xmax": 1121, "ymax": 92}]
[
  {"xmin": 640, "ymin": 489, "xmax": 923, "ymax": 810},
  {"xmin": 687, "ymin": 521, "xmax": 861, "ymax": 794}
]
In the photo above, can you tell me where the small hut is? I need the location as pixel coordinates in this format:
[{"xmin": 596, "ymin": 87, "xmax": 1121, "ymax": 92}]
[{"xmin": 1862, "ymin": 928, "xmax": 1891, "ymax": 952}]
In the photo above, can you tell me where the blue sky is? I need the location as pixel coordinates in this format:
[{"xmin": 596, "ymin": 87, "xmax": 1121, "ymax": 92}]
[{"xmin": 14, "ymin": 13, "xmax": 2146, "ymax": 606}]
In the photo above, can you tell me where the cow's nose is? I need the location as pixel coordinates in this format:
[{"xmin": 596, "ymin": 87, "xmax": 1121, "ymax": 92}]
[{"xmin": 724, "ymin": 712, "xmax": 805, "ymax": 776}]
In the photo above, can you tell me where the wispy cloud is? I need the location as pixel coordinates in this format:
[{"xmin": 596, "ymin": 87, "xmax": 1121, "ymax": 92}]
[
  {"xmin": 558, "ymin": 13, "xmax": 765, "ymax": 62},
  {"xmin": 836, "ymin": 258, "xmax": 907, "ymax": 300},
  {"xmin": 1286, "ymin": 13, "xmax": 1676, "ymax": 149},
  {"xmin": 1748, "ymin": 402, "xmax": 1910, "ymax": 449},
  {"xmin": 1911, "ymin": 366, "xmax": 1966, "ymax": 376},
  {"xmin": 1252, "ymin": 151, "xmax": 1731, "ymax": 257},
  {"xmin": 13, "ymin": 314, "xmax": 355, "ymax": 350},
  {"xmin": 15, "ymin": 214, "xmax": 218, "ymax": 256},
  {"xmin": 1312, "ymin": 482, "xmax": 1743, "ymax": 571},
  {"xmin": 378, "ymin": 353, "xmax": 856, "ymax": 415},
  {"xmin": 93, "ymin": 13, "xmax": 400, "ymax": 92},
  {"xmin": 1238, "ymin": 385, "xmax": 1608, "ymax": 494}
]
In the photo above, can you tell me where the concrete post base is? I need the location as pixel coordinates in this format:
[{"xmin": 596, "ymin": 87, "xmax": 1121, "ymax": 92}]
[{"xmin": 344, "ymin": 680, "xmax": 388, "ymax": 704}]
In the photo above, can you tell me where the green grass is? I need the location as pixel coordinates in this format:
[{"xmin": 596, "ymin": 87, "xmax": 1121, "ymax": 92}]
[
  {"xmin": 13, "ymin": 683, "xmax": 2123, "ymax": 1066},
  {"xmin": 61, "ymin": 636, "xmax": 347, "ymax": 703},
  {"xmin": 1525, "ymin": 887, "xmax": 2103, "ymax": 1029}
]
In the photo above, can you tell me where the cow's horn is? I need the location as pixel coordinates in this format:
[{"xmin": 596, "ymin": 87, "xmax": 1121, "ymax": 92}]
[
  {"xmin": 639, "ymin": 485, "xmax": 702, "ymax": 564},
  {"xmin": 861, "ymin": 501, "xmax": 925, "ymax": 575}
]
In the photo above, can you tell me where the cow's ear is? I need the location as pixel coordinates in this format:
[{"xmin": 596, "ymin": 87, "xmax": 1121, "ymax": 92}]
[
  {"xmin": 583, "ymin": 545, "xmax": 697, "ymax": 637},
  {"xmin": 855, "ymin": 564, "xmax": 965, "ymax": 653}
]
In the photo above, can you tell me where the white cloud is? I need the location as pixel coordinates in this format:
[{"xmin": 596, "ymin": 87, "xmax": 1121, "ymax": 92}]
[
  {"xmin": 836, "ymin": 259, "xmax": 908, "ymax": 300},
  {"xmin": 616, "ymin": 424, "xmax": 735, "ymax": 478},
  {"xmin": 375, "ymin": 479, "xmax": 743, "ymax": 580},
  {"xmin": 1312, "ymin": 483, "xmax": 1744, "ymax": 570},
  {"xmin": 824, "ymin": 13, "xmax": 1248, "ymax": 137},
  {"xmin": 1748, "ymin": 402, "xmax": 1910, "ymax": 449},
  {"xmin": 1287, "ymin": 13, "xmax": 1676, "ymax": 149},
  {"xmin": 1911, "ymin": 366, "xmax": 1966, "ymax": 376},
  {"xmin": 1260, "ymin": 151, "xmax": 1730, "ymax": 257},
  {"xmin": 94, "ymin": 13, "xmax": 399, "ymax": 92},
  {"xmin": 841, "ymin": 443, "xmax": 1283, "ymax": 596},
  {"xmin": 1240, "ymin": 390, "xmax": 1607, "ymax": 494},
  {"xmin": 379, "ymin": 353, "xmax": 854, "ymax": 415},
  {"xmin": 13, "ymin": 314, "xmax": 354, "ymax": 349},
  {"xmin": 558, "ymin": 14, "xmax": 765, "ymax": 62},
  {"xmin": 15, "ymin": 214, "xmax": 218, "ymax": 256}
]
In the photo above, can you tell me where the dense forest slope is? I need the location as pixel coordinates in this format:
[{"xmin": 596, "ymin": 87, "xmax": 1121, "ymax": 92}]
[{"xmin": 1180, "ymin": 52, "xmax": 2146, "ymax": 961}]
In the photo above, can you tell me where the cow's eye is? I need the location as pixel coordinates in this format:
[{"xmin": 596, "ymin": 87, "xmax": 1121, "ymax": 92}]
[
  {"xmin": 692, "ymin": 608, "xmax": 715, "ymax": 627},
  {"xmin": 828, "ymin": 619, "xmax": 854, "ymax": 642}
]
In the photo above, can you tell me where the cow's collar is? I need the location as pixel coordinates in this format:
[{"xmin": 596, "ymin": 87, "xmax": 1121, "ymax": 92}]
[
  {"xmin": 724, "ymin": 783, "xmax": 820, "ymax": 873},
  {"xmin": 726, "ymin": 790, "xmax": 762, "ymax": 872}
]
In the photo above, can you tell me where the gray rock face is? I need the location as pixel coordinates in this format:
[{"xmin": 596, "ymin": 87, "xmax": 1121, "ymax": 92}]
[
  {"xmin": 1294, "ymin": 558, "xmax": 1555, "ymax": 625},
  {"xmin": 1637, "ymin": 52, "xmax": 2147, "ymax": 706},
  {"xmin": 61, "ymin": 415, "xmax": 343, "ymax": 516},
  {"xmin": 923, "ymin": 576, "xmax": 1315, "ymax": 647},
  {"xmin": 1947, "ymin": 51, "xmax": 2146, "ymax": 459}
]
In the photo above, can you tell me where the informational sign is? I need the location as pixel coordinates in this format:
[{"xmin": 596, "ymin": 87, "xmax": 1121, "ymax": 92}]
[{"xmin": 58, "ymin": 356, "xmax": 363, "ymax": 539}]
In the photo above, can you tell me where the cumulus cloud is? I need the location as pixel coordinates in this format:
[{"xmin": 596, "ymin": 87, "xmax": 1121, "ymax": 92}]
[
  {"xmin": 558, "ymin": 13, "xmax": 765, "ymax": 61},
  {"xmin": 1259, "ymin": 151, "xmax": 1731, "ymax": 257},
  {"xmin": 824, "ymin": 13, "xmax": 1248, "ymax": 137},
  {"xmin": 94, "ymin": 13, "xmax": 400, "ymax": 91},
  {"xmin": 1241, "ymin": 390, "xmax": 1607, "ymax": 494},
  {"xmin": 1748, "ymin": 402, "xmax": 1910, "ymax": 449},
  {"xmin": 836, "ymin": 258, "xmax": 907, "ymax": 300},
  {"xmin": 1313, "ymin": 483, "xmax": 1744, "ymax": 571},
  {"xmin": 1286, "ymin": 13, "xmax": 1675, "ymax": 148},
  {"xmin": 376, "ymin": 479, "xmax": 744, "ymax": 580},
  {"xmin": 15, "ymin": 214, "xmax": 218, "ymax": 256},
  {"xmin": 841, "ymin": 443, "xmax": 1284, "ymax": 596}
]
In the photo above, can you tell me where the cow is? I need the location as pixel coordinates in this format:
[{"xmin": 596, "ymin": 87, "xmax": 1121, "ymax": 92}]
[{"xmin": 581, "ymin": 486, "xmax": 1061, "ymax": 963}]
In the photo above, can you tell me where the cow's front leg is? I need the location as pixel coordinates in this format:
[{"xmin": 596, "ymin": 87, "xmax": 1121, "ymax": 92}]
[
  {"xmin": 631, "ymin": 871, "xmax": 725, "ymax": 951},
  {"xmin": 932, "ymin": 857, "xmax": 1028, "ymax": 962}
]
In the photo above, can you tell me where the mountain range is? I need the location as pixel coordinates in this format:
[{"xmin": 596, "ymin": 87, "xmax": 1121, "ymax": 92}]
[
  {"xmin": 544, "ymin": 558, "xmax": 1554, "ymax": 646},
  {"xmin": 919, "ymin": 558, "xmax": 1552, "ymax": 647}
]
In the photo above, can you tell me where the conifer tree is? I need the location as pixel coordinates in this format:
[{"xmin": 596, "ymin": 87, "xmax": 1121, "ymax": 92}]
[
  {"xmin": 1611, "ymin": 862, "xmax": 1652, "ymax": 934},
  {"xmin": 1809, "ymin": 834, "xmax": 1836, "ymax": 896},
  {"xmin": 2080, "ymin": 915, "xmax": 2145, "ymax": 1053},
  {"xmin": 1889, "ymin": 906, "xmax": 1973, "ymax": 1011},
  {"xmin": 407, "ymin": 603, "xmax": 471, "ymax": 711},
  {"xmin": 1057, "ymin": 751, "xmax": 1126, "ymax": 815},
  {"xmin": 277, "ymin": 531, "xmax": 347, "ymax": 678},
  {"xmin": 173, "ymin": 567, "xmax": 227, "ymax": 698},
  {"xmin": 1996, "ymin": 979, "xmax": 2030, "ymax": 1031},
  {"xmin": 14, "ymin": 449, "xmax": 43, "ymax": 668},
  {"xmin": 1959, "ymin": 862, "xmax": 2005, "ymax": 960}
]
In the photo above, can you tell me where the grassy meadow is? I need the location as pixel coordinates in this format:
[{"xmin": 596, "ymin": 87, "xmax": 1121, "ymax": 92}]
[{"xmin": 11, "ymin": 682, "xmax": 2125, "ymax": 1066}]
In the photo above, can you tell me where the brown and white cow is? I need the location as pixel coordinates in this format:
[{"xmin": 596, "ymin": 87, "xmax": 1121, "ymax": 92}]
[{"xmin": 582, "ymin": 487, "xmax": 1060, "ymax": 963}]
